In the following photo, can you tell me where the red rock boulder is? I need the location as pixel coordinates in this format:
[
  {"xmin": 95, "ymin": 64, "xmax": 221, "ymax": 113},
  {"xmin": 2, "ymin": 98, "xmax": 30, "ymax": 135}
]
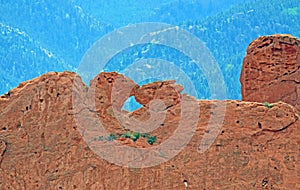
[{"xmin": 240, "ymin": 34, "xmax": 300, "ymax": 110}]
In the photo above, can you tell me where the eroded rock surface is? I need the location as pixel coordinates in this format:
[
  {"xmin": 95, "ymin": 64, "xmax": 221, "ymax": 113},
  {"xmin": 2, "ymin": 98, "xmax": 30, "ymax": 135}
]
[
  {"xmin": 0, "ymin": 71, "xmax": 299, "ymax": 189},
  {"xmin": 240, "ymin": 34, "xmax": 300, "ymax": 110}
]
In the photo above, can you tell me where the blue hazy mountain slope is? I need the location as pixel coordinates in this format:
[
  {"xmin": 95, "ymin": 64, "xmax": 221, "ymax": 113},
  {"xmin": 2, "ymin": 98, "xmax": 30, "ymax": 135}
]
[
  {"xmin": 0, "ymin": 0, "xmax": 112, "ymax": 95},
  {"xmin": 73, "ymin": 0, "xmax": 252, "ymax": 26},
  {"xmin": 95, "ymin": 0, "xmax": 300, "ymax": 100},
  {"xmin": 73, "ymin": 0, "xmax": 170, "ymax": 27},
  {"xmin": 183, "ymin": 0, "xmax": 300, "ymax": 99},
  {"xmin": 0, "ymin": 0, "xmax": 299, "ymax": 99},
  {"xmin": 0, "ymin": 0, "xmax": 112, "ymax": 68},
  {"xmin": 0, "ymin": 0, "xmax": 249, "ymax": 95},
  {"xmin": 0, "ymin": 23, "xmax": 69, "ymax": 94},
  {"xmin": 150, "ymin": 0, "xmax": 253, "ymax": 24}
]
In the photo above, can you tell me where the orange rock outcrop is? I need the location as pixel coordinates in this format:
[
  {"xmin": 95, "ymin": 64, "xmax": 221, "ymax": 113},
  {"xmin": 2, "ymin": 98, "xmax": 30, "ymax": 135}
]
[
  {"xmin": 240, "ymin": 34, "xmax": 300, "ymax": 110},
  {"xmin": 0, "ymin": 69, "xmax": 299, "ymax": 189}
]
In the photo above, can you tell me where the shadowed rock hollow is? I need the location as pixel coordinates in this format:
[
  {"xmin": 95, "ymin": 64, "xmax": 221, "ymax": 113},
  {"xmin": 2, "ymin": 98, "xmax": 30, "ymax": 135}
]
[{"xmin": 0, "ymin": 34, "xmax": 300, "ymax": 189}]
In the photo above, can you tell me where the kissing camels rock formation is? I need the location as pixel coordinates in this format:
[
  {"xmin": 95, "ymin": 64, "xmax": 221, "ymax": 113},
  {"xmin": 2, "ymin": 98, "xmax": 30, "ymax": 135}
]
[{"xmin": 0, "ymin": 34, "xmax": 299, "ymax": 189}]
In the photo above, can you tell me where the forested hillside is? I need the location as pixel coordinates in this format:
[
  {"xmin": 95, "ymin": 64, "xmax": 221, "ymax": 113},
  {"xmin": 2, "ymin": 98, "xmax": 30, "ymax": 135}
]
[
  {"xmin": 151, "ymin": 0, "xmax": 253, "ymax": 24},
  {"xmin": 98, "ymin": 0, "xmax": 300, "ymax": 100},
  {"xmin": 1, "ymin": 0, "xmax": 249, "ymax": 96},
  {"xmin": 0, "ymin": 23, "xmax": 69, "ymax": 94},
  {"xmin": 185, "ymin": 0, "xmax": 300, "ymax": 99},
  {"xmin": 0, "ymin": 0, "xmax": 299, "ymax": 100},
  {"xmin": 73, "ymin": 0, "xmax": 252, "ymax": 26},
  {"xmin": 0, "ymin": 0, "xmax": 112, "ymax": 68},
  {"xmin": 0, "ymin": 0, "xmax": 112, "ymax": 94}
]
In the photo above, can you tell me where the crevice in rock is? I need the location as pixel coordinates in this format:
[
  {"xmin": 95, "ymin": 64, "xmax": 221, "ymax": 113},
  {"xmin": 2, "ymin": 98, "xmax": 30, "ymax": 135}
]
[
  {"xmin": 281, "ymin": 79, "xmax": 300, "ymax": 84},
  {"xmin": 164, "ymin": 104, "xmax": 175, "ymax": 111},
  {"xmin": 0, "ymin": 140, "xmax": 7, "ymax": 167},
  {"xmin": 279, "ymin": 40, "xmax": 296, "ymax": 46},
  {"xmin": 257, "ymin": 43, "xmax": 271, "ymax": 49},
  {"xmin": 262, "ymin": 117, "xmax": 298, "ymax": 133}
]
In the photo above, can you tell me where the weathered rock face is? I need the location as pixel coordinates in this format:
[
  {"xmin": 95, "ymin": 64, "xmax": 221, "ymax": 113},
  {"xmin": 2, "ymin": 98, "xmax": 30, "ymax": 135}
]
[
  {"xmin": 240, "ymin": 34, "xmax": 300, "ymax": 110},
  {"xmin": 0, "ymin": 71, "xmax": 299, "ymax": 189}
]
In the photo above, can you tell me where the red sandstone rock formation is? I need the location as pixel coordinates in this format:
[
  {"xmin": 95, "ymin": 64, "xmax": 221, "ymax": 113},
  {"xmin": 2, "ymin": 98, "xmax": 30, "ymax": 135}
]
[
  {"xmin": 0, "ymin": 71, "xmax": 299, "ymax": 189},
  {"xmin": 240, "ymin": 34, "xmax": 300, "ymax": 110}
]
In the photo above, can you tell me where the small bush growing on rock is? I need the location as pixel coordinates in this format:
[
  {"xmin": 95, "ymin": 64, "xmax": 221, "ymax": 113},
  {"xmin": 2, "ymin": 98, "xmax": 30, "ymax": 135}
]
[
  {"xmin": 93, "ymin": 132, "xmax": 157, "ymax": 144},
  {"xmin": 141, "ymin": 133, "xmax": 156, "ymax": 145},
  {"xmin": 121, "ymin": 131, "xmax": 140, "ymax": 141},
  {"xmin": 263, "ymin": 102, "xmax": 273, "ymax": 109},
  {"xmin": 121, "ymin": 132, "xmax": 156, "ymax": 145},
  {"xmin": 131, "ymin": 132, "xmax": 140, "ymax": 142},
  {"xmin": 121, "ymin": 132, "xmax": 132, "ymax": 138},
  {"xmin": 108, "ymin": 134, "xmax": 117, "ymax": 141},
  {"xmin": 147, "ymin": 136, "xmax": 156, "ymax": 145},
  {"xmin": 141, "ymin": 133, "xmax": 149, "ymax": 138},
  {"xmin": 93, "ymin": 136, "xmax": 104, "ymax": 141}
]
